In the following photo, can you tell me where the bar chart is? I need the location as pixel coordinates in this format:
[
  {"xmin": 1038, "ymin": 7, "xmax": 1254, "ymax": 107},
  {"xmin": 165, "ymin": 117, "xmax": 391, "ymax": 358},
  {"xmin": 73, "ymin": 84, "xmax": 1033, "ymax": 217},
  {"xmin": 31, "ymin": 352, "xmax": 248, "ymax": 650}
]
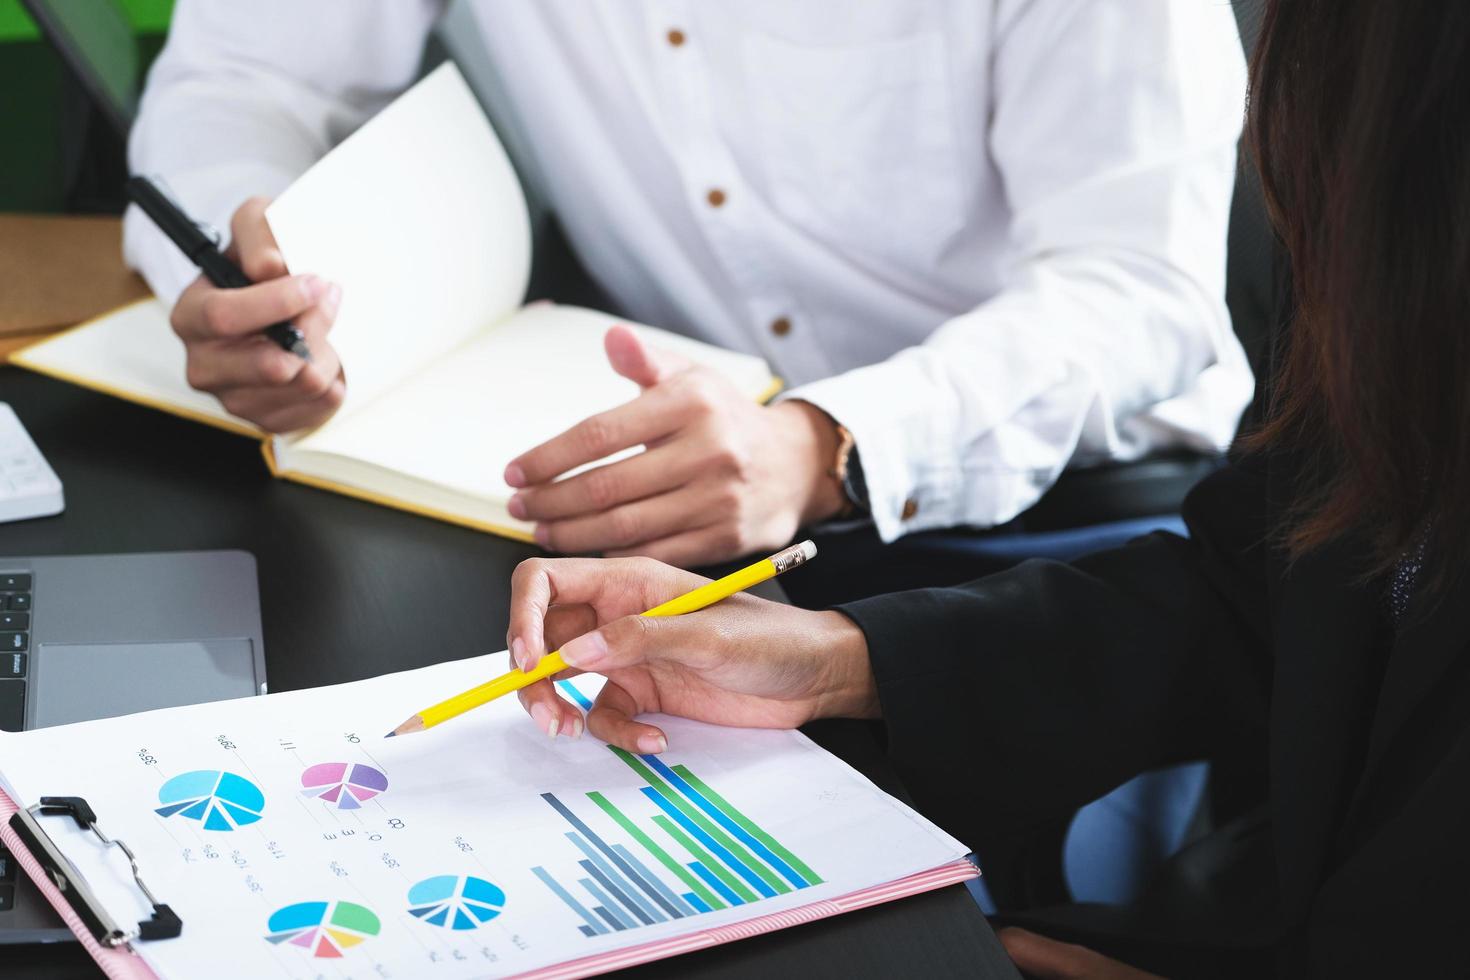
[{"xmin": 531, "ymin": 682, "xmax": 822, "ymax": 938}]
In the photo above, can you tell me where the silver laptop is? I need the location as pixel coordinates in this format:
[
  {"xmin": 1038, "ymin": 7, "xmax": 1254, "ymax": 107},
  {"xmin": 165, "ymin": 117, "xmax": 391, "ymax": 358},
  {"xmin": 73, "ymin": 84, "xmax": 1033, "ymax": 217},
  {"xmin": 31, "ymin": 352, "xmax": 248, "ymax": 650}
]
[{"xmin": 0, "ymin": 551, "xmax": 266, "ymax": 943}]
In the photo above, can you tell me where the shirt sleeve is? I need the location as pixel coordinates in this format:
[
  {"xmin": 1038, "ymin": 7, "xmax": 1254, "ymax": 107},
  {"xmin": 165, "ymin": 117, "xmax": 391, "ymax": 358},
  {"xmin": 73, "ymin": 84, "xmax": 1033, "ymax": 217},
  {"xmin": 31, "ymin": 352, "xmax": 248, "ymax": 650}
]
[
  {"xmin": 123, "ymin": 0, "xmax": 445, "ymax": 304},
  {"xmin": 785, "ymin": 0, "xmax": 1252, "ymax": 542}
]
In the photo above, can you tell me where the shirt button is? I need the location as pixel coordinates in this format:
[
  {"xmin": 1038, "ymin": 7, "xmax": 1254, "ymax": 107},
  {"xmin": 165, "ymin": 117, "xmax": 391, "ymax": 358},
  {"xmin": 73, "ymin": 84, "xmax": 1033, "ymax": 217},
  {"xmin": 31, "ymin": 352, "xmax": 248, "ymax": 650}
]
[
  {"xmin": 706, "ymin": 188, "xmax": 727, "ymax": 208},
  {"xmin": 769, "ymin": 316, "xmax": 792, "ymax": 337},
  {"xmin": 667, "ymin": 28, "xmax": 686, "ymax": 47},
  {"xmin": 901, "ymin": 498, "xmax": 919, "ymax": 521}
]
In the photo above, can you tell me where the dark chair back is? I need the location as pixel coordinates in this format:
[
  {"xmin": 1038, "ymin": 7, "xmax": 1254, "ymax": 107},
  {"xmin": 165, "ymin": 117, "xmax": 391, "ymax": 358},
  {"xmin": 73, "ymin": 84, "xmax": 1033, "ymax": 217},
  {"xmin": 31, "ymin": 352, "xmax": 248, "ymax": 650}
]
[{"xmin": 1224, "ymin": 0, "xmax": 1284, "ymax": 431}]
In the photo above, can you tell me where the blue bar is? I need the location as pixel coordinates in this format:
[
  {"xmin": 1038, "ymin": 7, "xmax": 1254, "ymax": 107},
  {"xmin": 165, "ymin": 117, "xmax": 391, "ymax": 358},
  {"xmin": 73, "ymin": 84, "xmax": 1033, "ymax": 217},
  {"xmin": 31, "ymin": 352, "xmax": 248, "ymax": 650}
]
[
  {"xmin": 579, "ymin": 925, "xmax": 597, "ymax": 938},
  {"xmin": 543, "ymin": 794, "xmax": 681, "ymax": 920},
  {"xmin": 592, "ymin": 904, "xmax": 626, "ymax": 932},
  {"xmin": 689, "ymin": 861, "xmax": 744, "ymax": 907},
  {"xmin": 567, "ymin": 833, "xmax": 665, "ymax": 924},
  {"xmin": 683, "ymin": 891, "xmax": 712, "ymax": 914},
  {"xmin": 582, "ymin": 879, "xmax": 633, "ymax": 930},
  {"xmin": 640, "ymin": 787, "xmax": 777, "ymax": 899},
  {"xmin": 612, "ymin": 843, "xmax": 692, "ymax": 917},
  {"xmin": 557, "ymin": 679, "xmax": 595, "ymax": 710},
  {"xmin": 642, "ymin": 754, "xmax": 808, "ymax": 889},
  {"xmin": 531, "ymin": 865, "xmax": 607, "ymax": 936},
  {"xmin": 580, "ymin": 859, "xmax": 655, "ymax": 926}
]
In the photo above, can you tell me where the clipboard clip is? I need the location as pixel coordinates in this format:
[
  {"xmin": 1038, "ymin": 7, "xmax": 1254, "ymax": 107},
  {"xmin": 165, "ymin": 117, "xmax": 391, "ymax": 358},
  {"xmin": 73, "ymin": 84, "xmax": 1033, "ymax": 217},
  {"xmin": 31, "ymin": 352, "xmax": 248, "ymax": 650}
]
[{"xmin": 8, "ymin": 796, "xmax": 183, "ymax": 946}]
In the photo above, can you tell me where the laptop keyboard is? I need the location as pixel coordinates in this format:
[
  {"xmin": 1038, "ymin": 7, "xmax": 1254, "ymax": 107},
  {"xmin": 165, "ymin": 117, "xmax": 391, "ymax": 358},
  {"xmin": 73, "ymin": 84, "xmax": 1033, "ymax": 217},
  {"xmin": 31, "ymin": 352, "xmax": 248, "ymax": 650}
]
[{"xmin": 0, "ymin": 572, "xmax": 29, "ymax": 732}]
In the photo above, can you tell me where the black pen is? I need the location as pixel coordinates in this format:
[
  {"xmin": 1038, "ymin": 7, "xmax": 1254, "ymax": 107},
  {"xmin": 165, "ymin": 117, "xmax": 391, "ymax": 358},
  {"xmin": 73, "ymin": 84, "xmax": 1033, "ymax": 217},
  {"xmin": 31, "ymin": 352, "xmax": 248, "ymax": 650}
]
[{"xmin": 125, "ymin": 175, "xmax": 312, "ymax": 360}]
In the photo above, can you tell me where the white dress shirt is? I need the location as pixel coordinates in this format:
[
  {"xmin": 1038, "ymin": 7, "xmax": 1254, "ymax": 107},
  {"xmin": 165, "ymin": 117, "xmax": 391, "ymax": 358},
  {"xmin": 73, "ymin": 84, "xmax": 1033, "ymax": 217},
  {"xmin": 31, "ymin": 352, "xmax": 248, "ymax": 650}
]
[{"xmin": 125, "ymin": 0, "xmax": 1252, "ymax": 542}]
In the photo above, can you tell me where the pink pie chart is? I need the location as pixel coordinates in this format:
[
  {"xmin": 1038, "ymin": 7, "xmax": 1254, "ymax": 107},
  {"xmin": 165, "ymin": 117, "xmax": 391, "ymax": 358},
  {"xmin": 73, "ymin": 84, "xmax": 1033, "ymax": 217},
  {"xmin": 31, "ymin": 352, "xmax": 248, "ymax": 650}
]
[{"xmin": 301, "ymin": 762, "xmax": 389, "ymax": 810}]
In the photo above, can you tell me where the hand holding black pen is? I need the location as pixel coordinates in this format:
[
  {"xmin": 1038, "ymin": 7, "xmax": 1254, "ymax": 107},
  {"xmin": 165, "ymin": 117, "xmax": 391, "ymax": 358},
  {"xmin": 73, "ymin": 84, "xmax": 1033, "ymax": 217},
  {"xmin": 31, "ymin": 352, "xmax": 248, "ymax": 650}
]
[
  {"xmin": 126, "ymin": 176, "xmax": 311, "ymax": 360},
  {"xmin": 124, "ymin": 180, "xmax": 347, "ymax": 432}
]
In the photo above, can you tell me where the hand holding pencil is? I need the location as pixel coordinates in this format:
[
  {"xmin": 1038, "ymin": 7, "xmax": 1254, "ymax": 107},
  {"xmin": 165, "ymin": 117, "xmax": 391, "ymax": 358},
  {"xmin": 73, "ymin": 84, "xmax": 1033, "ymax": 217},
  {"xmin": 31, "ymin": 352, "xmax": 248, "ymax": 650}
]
[
  {"xmin": 389, "ymin": 542, "xmax": 882, "ymax": 753},
  {"xmin": 506, "ymin": 545, "xmax": 880, "ymax": 754}
]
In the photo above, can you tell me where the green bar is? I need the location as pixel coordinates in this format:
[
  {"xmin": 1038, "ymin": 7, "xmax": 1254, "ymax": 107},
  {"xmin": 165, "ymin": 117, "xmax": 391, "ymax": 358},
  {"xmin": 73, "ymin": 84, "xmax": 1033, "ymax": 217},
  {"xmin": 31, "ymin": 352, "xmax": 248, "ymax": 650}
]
[
  {"xmin": 651, "ymin": 815, "xmax": 757, "ymax": 903},
  {"xmin": 587, "ymin": 792, "xmax": 725, "ymax": 911},
  {"xmin": 611, "ymin": 747, "xmax": 788, "ymax": 895},
  {"xmin": 672, "ymin": 764, "xmax": 823, "ymax": 885}
]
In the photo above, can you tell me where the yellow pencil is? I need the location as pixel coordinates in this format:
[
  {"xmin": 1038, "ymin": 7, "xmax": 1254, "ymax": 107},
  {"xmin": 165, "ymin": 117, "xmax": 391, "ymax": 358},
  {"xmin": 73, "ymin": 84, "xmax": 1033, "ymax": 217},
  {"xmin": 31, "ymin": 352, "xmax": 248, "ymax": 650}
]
[{"xmin": 385, "ymin": 540, "xmax": 818, "ymax": 737}]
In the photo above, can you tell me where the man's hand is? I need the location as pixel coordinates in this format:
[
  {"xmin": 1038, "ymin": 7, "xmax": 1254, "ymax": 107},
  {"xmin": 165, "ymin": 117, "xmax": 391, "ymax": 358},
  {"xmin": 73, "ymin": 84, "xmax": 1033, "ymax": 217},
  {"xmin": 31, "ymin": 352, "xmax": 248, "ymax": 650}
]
[
  {"xmin": 505, "ymin": 325, "xmax": 847, "ymax": 567},
  {"xmin": 169, "ymin": 196, "xmax": 346, "ymax": 432},
  {"xmin": 997, "ymin": 929, "xmax": 1165, "ymax": 980},
  {"xmin": 506, "ymin": 556, "xmax": 879, "ymax": 751}
]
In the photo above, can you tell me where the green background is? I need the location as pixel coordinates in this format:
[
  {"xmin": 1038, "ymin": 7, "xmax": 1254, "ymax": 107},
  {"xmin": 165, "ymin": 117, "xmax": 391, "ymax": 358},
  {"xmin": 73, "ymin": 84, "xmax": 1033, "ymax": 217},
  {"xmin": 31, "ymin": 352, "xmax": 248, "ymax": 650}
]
[{"xmin": 0, "ymin": 0, "xmax": 174, "ymax": 211}]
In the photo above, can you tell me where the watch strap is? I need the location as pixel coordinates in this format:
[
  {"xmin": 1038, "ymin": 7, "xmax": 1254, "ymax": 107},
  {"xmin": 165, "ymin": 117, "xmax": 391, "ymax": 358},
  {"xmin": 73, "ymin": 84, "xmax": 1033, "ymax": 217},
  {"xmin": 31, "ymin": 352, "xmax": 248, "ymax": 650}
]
[{"xmin": 830, "ymin": 424, "xmax": 870, "ymax": 516}]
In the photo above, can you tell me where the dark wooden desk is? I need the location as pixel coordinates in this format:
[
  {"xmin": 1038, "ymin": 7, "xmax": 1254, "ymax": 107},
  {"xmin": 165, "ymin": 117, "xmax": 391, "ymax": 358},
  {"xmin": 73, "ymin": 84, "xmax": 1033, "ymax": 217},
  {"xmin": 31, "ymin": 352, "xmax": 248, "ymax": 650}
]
[{"xmin": 0, "ymin": 368, "xmax": 1019, "ymax": 980}]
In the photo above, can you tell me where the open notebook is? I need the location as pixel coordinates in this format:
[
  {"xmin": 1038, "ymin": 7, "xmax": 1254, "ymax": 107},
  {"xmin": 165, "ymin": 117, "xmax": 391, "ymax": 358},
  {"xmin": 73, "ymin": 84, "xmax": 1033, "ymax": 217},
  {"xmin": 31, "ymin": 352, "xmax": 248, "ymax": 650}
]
[
  {"xmin": 12, "ymin": 65, "xmax": 778, "ymax": 542},
  {"xmin": 0, "ymin": 654, "xmax": 977, "ymax": 979}
]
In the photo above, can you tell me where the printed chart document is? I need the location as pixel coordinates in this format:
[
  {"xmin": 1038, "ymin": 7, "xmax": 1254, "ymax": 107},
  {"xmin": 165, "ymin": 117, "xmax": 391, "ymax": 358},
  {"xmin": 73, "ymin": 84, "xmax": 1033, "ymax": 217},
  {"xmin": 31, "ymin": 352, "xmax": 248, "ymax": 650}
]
[{"xmin": 0, "ymin": 654, "xmax": 974, "ymax": 979}]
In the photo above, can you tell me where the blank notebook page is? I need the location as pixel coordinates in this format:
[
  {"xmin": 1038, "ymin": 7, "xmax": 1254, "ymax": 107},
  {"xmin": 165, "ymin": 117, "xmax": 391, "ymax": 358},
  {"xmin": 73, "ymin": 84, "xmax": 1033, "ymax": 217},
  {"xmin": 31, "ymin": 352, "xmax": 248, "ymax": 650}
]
[{"xmin": 265, "ymin": 64, "xmax": 532, "ymax": 417}]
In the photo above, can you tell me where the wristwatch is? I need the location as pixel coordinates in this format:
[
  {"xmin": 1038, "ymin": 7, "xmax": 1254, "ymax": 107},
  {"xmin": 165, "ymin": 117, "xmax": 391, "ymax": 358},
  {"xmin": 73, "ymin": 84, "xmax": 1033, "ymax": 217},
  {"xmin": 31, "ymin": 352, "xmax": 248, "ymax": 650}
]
[{"xmin": 830, "ymin": 424, "xmax": 870, "ymax": 517}]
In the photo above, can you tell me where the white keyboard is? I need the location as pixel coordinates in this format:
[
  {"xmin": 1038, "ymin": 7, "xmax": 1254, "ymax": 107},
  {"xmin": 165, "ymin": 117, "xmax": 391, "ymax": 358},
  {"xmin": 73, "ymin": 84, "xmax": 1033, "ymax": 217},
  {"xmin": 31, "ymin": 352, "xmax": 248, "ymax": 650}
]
[{"xmin": 0, "ymin": 403, "xmax": 64, "ymax": 523}]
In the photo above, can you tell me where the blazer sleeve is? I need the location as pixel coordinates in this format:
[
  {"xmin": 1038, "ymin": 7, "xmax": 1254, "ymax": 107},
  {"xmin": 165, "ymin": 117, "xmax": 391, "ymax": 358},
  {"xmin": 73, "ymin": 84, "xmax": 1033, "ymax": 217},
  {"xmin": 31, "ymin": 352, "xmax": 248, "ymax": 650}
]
[{"xmin": 838, "ymin": 462, "xmax": 1275, "ymax": 844}]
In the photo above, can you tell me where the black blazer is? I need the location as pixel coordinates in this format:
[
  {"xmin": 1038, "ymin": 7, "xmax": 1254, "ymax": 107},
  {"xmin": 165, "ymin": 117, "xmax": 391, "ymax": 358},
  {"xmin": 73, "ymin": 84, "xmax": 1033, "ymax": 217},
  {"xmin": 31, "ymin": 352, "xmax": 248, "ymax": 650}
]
[{"xmin": 841, "ymin": 458, "xmax": 1470, "ymax": 978}]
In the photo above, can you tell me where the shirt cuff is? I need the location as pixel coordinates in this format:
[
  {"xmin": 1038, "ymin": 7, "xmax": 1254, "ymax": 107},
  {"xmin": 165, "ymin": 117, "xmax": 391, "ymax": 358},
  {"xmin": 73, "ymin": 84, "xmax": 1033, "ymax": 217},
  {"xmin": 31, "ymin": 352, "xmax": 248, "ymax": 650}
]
[
  {"xmin": 785, "ymin": 325, "xmax": 1084, "ymax": 541},
  {"xmin": 783, "ymin": 357, "xmax": 963, "ymax": 543}
]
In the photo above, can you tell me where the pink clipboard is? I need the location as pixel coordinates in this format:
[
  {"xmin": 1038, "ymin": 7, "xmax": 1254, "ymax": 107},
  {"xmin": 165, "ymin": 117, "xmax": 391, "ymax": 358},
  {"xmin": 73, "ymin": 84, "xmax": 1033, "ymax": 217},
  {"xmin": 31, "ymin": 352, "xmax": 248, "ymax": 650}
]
[
  {"xmin": 0, "ymin": 787, "xmax": 158, "ymax": 980},
  {"xmin": 2, "ymin": 785, "xmax": 977, "ymax": 979}
]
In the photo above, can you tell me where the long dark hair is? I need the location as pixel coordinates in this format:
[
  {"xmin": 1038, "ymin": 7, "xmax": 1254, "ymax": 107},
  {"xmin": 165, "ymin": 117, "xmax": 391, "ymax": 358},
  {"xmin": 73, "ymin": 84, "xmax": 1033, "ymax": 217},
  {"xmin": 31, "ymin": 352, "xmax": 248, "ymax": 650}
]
[{"xmin": 1246, "ymin": 0, "xmax": 1470, "ymax": 598}]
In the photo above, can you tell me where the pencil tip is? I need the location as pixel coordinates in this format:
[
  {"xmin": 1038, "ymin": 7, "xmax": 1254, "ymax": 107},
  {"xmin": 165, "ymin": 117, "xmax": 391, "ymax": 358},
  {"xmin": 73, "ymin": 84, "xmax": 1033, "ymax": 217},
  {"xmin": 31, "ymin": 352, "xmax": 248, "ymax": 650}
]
[{"xmin": 386, "ymin": 716, "xmax": 426, "ymax": 738}]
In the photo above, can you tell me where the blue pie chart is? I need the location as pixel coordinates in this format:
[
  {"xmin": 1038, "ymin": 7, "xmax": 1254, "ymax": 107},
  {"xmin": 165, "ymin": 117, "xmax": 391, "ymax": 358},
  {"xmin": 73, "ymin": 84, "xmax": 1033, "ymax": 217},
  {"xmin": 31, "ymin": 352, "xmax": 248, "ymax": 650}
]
[
  {"xmin": 407, "ymin": 875, "xmax": 505, "ymax": 930},
  {"xmin": 154, "ymin": 769, "xmax": 265, "ymax": 831}
]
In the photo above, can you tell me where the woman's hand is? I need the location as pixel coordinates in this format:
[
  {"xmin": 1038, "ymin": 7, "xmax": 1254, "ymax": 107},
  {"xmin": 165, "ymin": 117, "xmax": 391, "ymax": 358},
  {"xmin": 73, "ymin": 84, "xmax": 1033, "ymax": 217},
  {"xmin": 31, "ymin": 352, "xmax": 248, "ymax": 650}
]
[{"xmin": 505, "ymin": 557, "xmax": 879, "ymax": 752}]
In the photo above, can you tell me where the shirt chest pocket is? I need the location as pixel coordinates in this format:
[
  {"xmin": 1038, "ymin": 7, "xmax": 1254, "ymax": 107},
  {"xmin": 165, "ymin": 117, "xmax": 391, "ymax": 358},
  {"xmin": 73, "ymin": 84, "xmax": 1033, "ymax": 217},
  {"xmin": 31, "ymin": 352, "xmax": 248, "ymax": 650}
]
[{"xmin": 741, "ymin": 30, "xmax": 967, "ymax": 268}]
